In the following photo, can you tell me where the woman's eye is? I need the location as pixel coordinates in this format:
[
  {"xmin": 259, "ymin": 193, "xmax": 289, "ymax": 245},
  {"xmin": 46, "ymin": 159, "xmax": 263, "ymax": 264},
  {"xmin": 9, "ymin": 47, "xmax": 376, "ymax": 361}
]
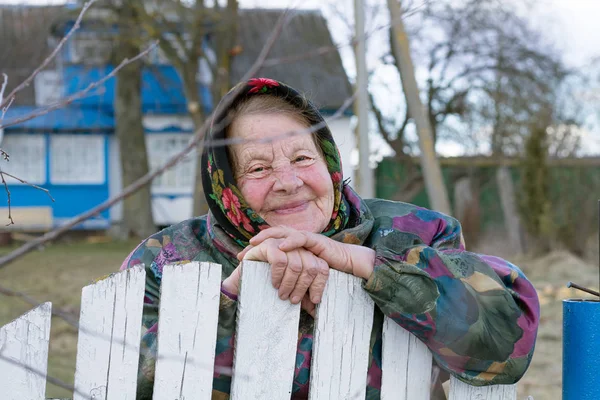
[
  {"xmin": 249, "ymin": 166, "xmax": 268, "ymax": 174},
  {"xmin": 294, "ymin": 156, "xmax": 311, "ymax": 163}
]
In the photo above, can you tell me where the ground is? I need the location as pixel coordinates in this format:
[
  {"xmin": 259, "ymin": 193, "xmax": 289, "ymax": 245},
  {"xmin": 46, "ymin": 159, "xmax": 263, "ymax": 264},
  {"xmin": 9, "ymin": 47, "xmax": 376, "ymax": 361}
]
[{"xmin": 0, "ymin": 236, "xmax": 597, "ymax": 399}]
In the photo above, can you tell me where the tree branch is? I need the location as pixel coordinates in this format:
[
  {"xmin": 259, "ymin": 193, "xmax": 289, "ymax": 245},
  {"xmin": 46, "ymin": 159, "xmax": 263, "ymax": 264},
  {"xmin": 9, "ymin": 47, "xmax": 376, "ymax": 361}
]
[{"xmin": 0, "ymin": 73, "xmax": 8, "ymax": 106}]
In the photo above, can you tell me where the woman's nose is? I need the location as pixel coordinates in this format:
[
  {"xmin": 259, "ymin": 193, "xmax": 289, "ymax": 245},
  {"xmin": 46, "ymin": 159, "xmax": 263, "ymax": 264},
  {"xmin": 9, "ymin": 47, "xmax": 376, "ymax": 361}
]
[{"xmin": 272, "ymin": 165, "xmax": 303, "ymax": 192}]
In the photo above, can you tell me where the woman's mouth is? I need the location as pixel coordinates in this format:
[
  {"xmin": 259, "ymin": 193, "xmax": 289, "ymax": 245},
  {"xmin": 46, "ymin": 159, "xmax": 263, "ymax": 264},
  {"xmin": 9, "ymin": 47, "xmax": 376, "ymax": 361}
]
[{"xmin": 272, "ymin": 201, "xmax": 309, "ymax": 214}]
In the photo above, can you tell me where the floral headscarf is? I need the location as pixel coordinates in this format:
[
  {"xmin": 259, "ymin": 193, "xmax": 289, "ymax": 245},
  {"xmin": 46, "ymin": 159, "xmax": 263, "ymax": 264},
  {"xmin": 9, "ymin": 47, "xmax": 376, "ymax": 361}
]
[{"xmin": 201, "ymin": 78, "xmax": 350, "ymax": 246}]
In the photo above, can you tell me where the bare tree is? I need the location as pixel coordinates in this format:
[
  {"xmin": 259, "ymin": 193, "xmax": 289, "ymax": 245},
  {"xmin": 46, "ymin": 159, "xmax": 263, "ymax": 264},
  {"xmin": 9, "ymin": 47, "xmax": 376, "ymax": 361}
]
[{"xmin": 409, "ymin": 0, "xmax": 568, "ymax": 154}]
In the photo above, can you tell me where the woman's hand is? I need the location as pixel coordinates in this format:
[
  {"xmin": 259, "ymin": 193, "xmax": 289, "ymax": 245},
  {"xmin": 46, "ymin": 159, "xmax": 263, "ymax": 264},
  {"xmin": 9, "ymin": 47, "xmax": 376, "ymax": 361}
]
[
  {"xmin": 247, "ymin": 226, "xmax": 376, "ymax": 280},
  {"xmin": 227, "ymin": 238, "xmax": 330, "ymax": 306}
]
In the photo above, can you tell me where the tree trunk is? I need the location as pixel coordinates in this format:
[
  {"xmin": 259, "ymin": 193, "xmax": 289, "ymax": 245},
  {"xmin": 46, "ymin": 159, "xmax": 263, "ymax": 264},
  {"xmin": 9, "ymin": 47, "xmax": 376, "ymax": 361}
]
[
  {"xmin": 213, "ymin": 0, "xmax": 239, "ymax": 100},
  {"xmin": 453, "ymin": 177, "xmax": 481, "ymax": 248},
  {"xmin": 114, "ymin": 4, "xmax": 156, "ymax": 238},
  {"xmin": 182, "ymin": 60, "xmax": 211, "ymax": 218},
  {"xmin": 387, "ymin": 0, "xmax": 451, "ymax": 215},
  {"xmin": 191, "ymin": 0, "xmax": 239, "ymax": 217},
  {"xmin": 496, "ymin": 166, "xmax": 526, "ymax": 254}
]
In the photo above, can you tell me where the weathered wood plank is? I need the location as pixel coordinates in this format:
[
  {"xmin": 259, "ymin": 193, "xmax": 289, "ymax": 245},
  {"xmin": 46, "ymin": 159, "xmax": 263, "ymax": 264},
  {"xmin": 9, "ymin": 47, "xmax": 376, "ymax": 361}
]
[
  {"xmin": 309, "ymin": 269, "xmax": 375, "ymax": 400},
  {"xmin": 231, "ymin": 261, "xmax": 301, "ymax": 399},
  {"xmin": 449, "ymin": 376, "xmax": 517, "ymax": 400},
  {"xmin": 73, "ymin": 265, "xmax": 145, "ymax": 400},
  {"xmin": 381, "ymin": 317, "xmax": 432, "ymax": 400},
  {"xmin": 0, "ymin": 303, "xmax": 52, "ymax": 400},
  {"xmin": 153, "ymin": 262, "xmax": 222, "ymax": 400}
]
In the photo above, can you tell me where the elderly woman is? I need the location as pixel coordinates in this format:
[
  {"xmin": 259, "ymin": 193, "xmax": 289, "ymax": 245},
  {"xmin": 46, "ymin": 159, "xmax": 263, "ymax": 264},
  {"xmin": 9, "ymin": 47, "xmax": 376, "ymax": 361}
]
[{"xmin": 121, "ymin": 78, "xmax": 539, "ymax": 400}]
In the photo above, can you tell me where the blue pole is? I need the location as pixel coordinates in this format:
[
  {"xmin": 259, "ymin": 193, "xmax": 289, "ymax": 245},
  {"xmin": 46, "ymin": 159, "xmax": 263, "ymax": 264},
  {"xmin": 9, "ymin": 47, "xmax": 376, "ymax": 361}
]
[{"xmin": 563, "ymin": 299, "xmax": 600, "ymax": 399}]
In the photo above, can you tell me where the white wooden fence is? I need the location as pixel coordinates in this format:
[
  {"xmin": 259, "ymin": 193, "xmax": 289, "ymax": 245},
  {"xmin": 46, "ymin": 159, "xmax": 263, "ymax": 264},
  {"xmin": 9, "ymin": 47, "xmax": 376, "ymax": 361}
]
[{"xmin": 0, "ymin": 261, "xmax": 517, "ymax": 400}]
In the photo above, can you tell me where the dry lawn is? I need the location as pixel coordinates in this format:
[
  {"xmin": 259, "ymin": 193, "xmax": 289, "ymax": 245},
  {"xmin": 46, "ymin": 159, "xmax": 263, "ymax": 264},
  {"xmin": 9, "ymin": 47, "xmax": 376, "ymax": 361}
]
[
  {"xmin": 0, "ymin": 238, "xmax": 139, "ymax": 399},
  {"xmin": 0, "ymin": 237, "xmax": 597, "ymax": 399},
  {"xmin": 513, "ymin": 250, "xmax": 599, "ymax": 400}
]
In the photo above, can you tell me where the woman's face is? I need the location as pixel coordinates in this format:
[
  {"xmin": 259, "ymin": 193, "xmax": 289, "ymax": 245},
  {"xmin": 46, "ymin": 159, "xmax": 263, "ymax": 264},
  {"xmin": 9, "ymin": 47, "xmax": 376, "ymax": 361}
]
[{"xmin": 229, "ymin": 113, "xmax": 335, "ymax": 233}]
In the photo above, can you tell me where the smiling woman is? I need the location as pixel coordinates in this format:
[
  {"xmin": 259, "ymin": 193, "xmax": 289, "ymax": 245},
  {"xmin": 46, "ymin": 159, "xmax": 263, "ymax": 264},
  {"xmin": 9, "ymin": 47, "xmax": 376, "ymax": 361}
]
[{"xmin": 120, "ymin": 78, "xmax": 540, "ymax": 400}]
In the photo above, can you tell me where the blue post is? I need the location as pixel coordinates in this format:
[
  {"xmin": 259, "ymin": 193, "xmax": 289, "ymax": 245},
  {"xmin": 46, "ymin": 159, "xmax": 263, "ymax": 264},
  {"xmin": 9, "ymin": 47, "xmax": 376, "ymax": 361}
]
[{"xmin": 563, "ymin": 299, "xmax": 600, "ymax": 400}]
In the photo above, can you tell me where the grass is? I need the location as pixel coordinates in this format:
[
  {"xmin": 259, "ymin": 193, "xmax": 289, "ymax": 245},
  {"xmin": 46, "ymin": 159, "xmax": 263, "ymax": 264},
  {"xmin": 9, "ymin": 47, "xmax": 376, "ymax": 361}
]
[{"xmin": 0, "ymin": 238, "xmax": 140, "ymax": 399}]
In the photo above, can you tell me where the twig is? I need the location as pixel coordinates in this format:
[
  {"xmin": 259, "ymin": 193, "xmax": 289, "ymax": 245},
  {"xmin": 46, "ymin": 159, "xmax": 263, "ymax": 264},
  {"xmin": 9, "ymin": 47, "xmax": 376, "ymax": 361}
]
[
  {"xmin": 567, "ymin": 282, "xmax": 600, "ymax": 298},
  {"xmin": 0, "ymin": 168, "xmax": 14, "ymax": 225},
  {"xmin": 0, "ymin": 42, "xmax": 157, "ymax": 131},
  {"xmin": 0, "ymin": 0, "xmax": 97, "ymax": 111},
  {"xmin": 0, "ymin": 73, "xmax": 7, "ymax": 109},
  {"xmin": 0, "ymin": 171, "xmax": 55, "ymax": 202},
  {"xmin": 1, "ymin": 96, "xmax": 14, "ymax": 120}
]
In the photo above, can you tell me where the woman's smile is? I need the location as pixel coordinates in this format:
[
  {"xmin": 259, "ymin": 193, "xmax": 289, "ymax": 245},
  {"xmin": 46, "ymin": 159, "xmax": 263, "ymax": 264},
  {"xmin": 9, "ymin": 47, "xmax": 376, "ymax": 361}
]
[{"xmin": 271, "ymin": 200, "xmax": 310, "ymax": 214}]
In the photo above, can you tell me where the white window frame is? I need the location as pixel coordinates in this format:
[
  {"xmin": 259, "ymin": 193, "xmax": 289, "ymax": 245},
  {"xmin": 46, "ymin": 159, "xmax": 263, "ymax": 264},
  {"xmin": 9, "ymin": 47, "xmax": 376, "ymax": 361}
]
[
  {"xmin": 0, "ymin": 134, "xmax": 47, "ymax": 185},
  {"xmin": 49, "ymin": 134, "xmax": 106, "ymax": 185},
  {"xmin": 146, "ymin": 133, "xmax": 196, "ymax": 195}
]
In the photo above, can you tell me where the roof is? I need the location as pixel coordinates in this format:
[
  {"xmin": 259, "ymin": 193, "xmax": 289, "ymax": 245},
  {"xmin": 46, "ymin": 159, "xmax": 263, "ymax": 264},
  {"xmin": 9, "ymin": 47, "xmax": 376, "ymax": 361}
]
[
  {"xmin": 232, "ymin": 9, "xmax": 353, "ymax": 110},
  {"xmin": 0, "ymin": 5, "xmax": 68, "ymax": 106},
  {"xmin": 2, "ymin": 106, "xmax": 114, "ymax": 131},
  {"xmin": 1, "ymin": 6, "xmax": 352, "ymax": 112},
  {"xmin": 2, "ymin": 105, "xmax": 196, "ymax": 133}
]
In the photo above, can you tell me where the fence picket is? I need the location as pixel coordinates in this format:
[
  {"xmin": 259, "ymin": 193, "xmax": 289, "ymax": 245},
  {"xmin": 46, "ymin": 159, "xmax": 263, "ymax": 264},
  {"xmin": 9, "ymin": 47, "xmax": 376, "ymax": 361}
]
[
  {"xmin": 309, "ymin": 269, "xmax": 374, "ymax": 400},
  {"xmin": 73, "ymin": 265, "xmax": 145, "ymax": 400},
  {"xmin": 381, "ymin": 317, "xmax": 432, "ymax": 400},
  {"xmin": 0, "ymin": 303, "xmax": 52, "ymax": 400},
  {"xmin": 153, "ymin": 262, "xmax": 222, "ymax": 400},
  {"xmin": 231, "ymin": 261, "xmax": 301, "ymax": 399},
  {"xmin": 449, "ymin": 377, "xmax": 517, "ymax": 399}
]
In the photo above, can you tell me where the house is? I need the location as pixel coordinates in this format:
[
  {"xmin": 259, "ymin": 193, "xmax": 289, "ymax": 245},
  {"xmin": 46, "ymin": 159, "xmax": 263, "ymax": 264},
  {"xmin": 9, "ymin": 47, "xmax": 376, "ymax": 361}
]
[{"xmin": 0, "ymin": 4, "xmax": 355, "ymax": 231}]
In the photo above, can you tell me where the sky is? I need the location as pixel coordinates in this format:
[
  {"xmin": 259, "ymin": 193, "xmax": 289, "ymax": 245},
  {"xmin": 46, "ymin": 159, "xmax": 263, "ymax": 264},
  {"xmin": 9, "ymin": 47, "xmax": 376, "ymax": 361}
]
[{"xmin": 3, "ymin": 0, "xmax": 600, "ymax": 155}]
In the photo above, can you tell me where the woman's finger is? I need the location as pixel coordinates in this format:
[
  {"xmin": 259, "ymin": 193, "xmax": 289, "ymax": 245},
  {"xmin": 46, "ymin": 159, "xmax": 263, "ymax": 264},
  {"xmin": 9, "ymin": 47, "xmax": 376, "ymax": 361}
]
[
  {"xmin": 307, "ymin": 257, "xmax": 329, "ymax": 304},
  {"xmin": 249, "ymin": 226, "xmax": 294, "ymax": 245},
  {"xmin": 264, "ymin": 239, "xmax": 288, "ymax": 289},
  {"xmin": 301, "ymin": 294, "xmax": 316, "ymax": 318},
  {"xmin": 237, "ymin": 245, "xmax": 254, "ymax": 261},
  {"xmin": 277, "ymin": 249, "xmax": 303, "ymax": 300},
  {"xmin": 278, "ymin": 231, "xmax": 319, "ymax": 252},
  {"xmin": 288, "ymin": 251, "xmax": 321, "ymax": 304},
  {"xmin": 243, "ymin": 239, "xmax": 288, "ymax": 289}
]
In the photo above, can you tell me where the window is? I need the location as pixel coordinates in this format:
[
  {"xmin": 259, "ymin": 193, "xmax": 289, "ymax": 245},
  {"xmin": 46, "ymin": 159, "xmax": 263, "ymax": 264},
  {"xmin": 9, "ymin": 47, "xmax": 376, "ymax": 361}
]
[
  {"xmin": 146, "ymin": 134, "xmax": 195, "ymax": 194},
  {"xmin": 34, "ymin": 70, "xmax": 64, "ymax": 106},
  {"xmin": 70, "ymin": 33, "xmax": 113, "ymax": 64},
  {"xmin": 50, "ymin": 135, "xmax": 105, "ymax": 184},
  {"xmin": 0, "ymin": 134, "xmax": 46, "ymax": 185}
]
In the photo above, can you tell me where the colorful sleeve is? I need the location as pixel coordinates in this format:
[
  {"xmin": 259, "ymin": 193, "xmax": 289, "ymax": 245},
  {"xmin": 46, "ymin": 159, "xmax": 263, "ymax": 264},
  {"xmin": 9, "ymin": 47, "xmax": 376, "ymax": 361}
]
[
  {"xmin": 362, "ymin": 207, "xmax": 540, "ymax": 386},
  {"xmin": 119, "ymin": 230, "xmax": 238, "ymax": 399}
]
